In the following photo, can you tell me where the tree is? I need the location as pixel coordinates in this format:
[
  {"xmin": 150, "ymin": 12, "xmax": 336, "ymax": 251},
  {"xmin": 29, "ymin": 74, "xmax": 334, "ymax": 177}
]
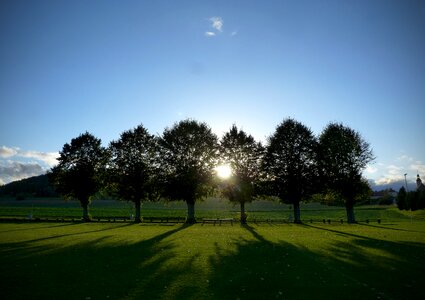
[
  {"xmin": 397, "ymin": 186, "xmax": 407, "ymax": 210},
  {"xmin": 263, "ymin": 118, "xmax": 317, "ymax": 223},
  {"xmin": 159, "ymin": 119, "xmax": 218, "ymax": 223},
  {"xmin": 219, "ymin": 125, "xmax": 264, "ymax": 224},
  {"xmin": 318, "ymin": 123, "xmax": 375, "ymax": 223},
  {"xmin": 49, "ymin": 132, "xmax": 107, "ymax": 221},
  {"xmin": 108, "ymin": 124, "xmax": 159, "ymax": 223}
]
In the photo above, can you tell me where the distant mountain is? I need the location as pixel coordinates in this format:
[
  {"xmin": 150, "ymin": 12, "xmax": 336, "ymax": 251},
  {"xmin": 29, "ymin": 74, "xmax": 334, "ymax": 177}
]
[
  {"xmin": 368, "ymin": 179, "xmax": 416, "ymax": 193},
  {"xmin": 0, "ymin": 174, "xmax": 58, "ymax": 199}
]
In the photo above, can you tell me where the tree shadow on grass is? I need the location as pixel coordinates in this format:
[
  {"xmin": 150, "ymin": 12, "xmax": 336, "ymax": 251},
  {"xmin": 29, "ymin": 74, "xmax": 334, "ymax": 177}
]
[
  {"xmin": 207, "ymin": 224, "xmax": 425, "ymax": 300},
  {"xmin": 357, "ymin": 222, "xmax": 425, "ymax": 233},
  {"xmin": 1, "ymin": 223, "xmax": 424, "ymax": 300},
  {"xmin": 0, "ymin": 224, "xmax": 198, "ymax": 300},
  {"xmin": 0, "ymin": 221, "xmax": 83, "ymax": 233},
  {"xmin": 303, "ymin": 223, "xmax": 425, "ymax": 297}
]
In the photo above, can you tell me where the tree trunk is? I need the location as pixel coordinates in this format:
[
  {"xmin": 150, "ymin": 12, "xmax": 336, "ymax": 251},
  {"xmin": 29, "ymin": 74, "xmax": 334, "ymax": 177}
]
[
  {"xmin": 81, "ymin": 201, "xmax": 91, "ymax": 222},
  {"xmin": 240, "ymin": 202, "xmax": 247, "ymax": 224},
  {"xmin": 293, "ymin": 201, "xmax": 301, "ymax": 224},
  {"xmin": 346, "ymin": 202, "xmax": 356, "ymax": 224},
  {"xmin": 134, "ymin": 200, "xmax": 141, "ymax": 223},
  {"xmin": 186, "ymin": 200, "xmax": 196, "ymax": 224}
]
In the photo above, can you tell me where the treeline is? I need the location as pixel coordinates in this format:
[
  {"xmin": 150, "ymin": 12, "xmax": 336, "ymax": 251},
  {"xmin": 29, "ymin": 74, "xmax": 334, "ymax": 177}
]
[
  {"xmin": 49, "ymin": 118, "xmax": 375, "ymax": 224},
  {"xmin": 0, "ymin": 174, "xmax": 58, "ymax": 199},
  {"xmin": 396, "ymin": 187, "xmax": 425, "ymax": 211}
]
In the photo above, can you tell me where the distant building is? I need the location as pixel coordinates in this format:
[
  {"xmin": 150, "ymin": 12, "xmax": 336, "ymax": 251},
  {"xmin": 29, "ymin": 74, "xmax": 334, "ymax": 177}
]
[{"xmin": 417, "ymin": 174, "xmax": 425, "ymax": 192}]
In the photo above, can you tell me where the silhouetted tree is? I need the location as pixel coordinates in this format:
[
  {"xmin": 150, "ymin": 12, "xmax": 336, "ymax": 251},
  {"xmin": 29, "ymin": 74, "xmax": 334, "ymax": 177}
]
[
  {"xmin": 397, "ymin": 186, "xmax": 407, "ymax": 210},
  {"xmin": 263, "ymin": 118, "xmax": 317, "ymax": 223},
  {"xmin": 219, "ymin": 125, "xmax": 264, "ymax": 224},
  {"xmin": 108, "ymin": 124, "xmax": 160, "ymax": 223},
  {"xmin": 159, "ymin": 119, "xmax": 218, "ymax": 223},
  {"xmin": 407, "ymin": 191, "xmax": 419, "ymax": 211},
  {"xmin": 49, "ymin": 132, "xmax": 107, "ymax": 221},
  {"xmin": 318, "ymin": 123, "xmax": 374, "ymax": 223}
]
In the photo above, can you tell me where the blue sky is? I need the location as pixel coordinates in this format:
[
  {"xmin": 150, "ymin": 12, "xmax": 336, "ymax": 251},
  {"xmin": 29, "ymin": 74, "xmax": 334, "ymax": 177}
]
[{"xmin": 1, "ymin": 0, "xmax": 424, "ymax": 189}]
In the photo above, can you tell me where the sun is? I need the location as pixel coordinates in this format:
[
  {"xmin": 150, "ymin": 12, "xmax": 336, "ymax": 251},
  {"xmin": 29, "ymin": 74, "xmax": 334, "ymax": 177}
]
[{"xmin": 215, "ymin": 164, "xmax": 232, "ymax": 179}]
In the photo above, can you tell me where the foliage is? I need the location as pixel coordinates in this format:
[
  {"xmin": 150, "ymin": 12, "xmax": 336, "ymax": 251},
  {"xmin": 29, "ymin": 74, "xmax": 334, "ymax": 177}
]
[
  {"xmin": 403, "ymin": 190, "xmax": 425, "ymax": 211},
  {"xmin": 219, "ymin": 125, "xmax": 264, "ymax": 223},
  {"xmin": 311, "ymin": 190, "xmax": 345, "ymax": 206},
  {"xmin": 318, "ymin": 123, "xmax": 375, "ymax": 223},
  {"xmin": 0, "ymin": 174, "xmax": 58, "ymax": 199},
  {"xmin": 159, "ymin": 119, "xmax": 219, "ymax": 223},
  {"xmin": 397, "ymin": 186, "xmax": 407, "ymax": 210},
  {"xmin": 107, "ymin": 124, "xmax": 160, "ymax": 222},
  {"xmin": 262, "ymin": 118, "xmax": 317, "ymax": 223},
  {"xmin": 49, "ymin": 132, "xmax": 107, "ymax": 221}
]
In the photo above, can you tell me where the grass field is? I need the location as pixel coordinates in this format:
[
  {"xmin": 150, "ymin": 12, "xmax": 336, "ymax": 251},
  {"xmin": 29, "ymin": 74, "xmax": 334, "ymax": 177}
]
[
  {"xmin": 1, "ymin": 198, "xmax": 425, "ymax": 222},
  {"xmin": 1, "ymin": 220, "xmax": 424, "ymax": 299}
]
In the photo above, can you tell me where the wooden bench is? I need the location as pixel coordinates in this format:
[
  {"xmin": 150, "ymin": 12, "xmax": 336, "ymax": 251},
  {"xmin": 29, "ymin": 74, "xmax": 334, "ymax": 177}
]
[{"xmin": 202, "ymin": 218, "xmax": 234, "ymax": 226}]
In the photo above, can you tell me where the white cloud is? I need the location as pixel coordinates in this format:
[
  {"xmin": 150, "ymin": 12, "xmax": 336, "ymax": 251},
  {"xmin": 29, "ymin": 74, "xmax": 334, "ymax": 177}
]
[
  {"xmin": 0, "ymin": 146, "xmax": 18, "ymax": 158},
  {"xmin": 0, "ymin": 145, "xmax": 59, "ymax": 184},
  {"xmin": 0, "ymin": 161, "xmax": 45, "ymax": 184},
  {"xmin": 209, "ymin": 16, "xmax": 223, "ymax": 32},
  {"xmin": 0, "ymin": 145, "xmax": 58, "ymax": 167},
  {"xmin": 19, "ymin": 150, "xmax": 59, "ymax": 167},
  {"xmin": 365, "ymin": 164, "xmax": 378, "ymax": 174},
  {"xmin": 410, "ymin": 161, "xmax": 425, "ymax": 175},
  {"xmin": 230, "ymin": 30, "xmax": 238, "ymax": 36},
  {"xmin": 205, "ymin": 31, "xmax": 216, "ymax": 37},
  {"xmin": 387, "ymin": 164, "xmax": 402, "ymax": 176}
]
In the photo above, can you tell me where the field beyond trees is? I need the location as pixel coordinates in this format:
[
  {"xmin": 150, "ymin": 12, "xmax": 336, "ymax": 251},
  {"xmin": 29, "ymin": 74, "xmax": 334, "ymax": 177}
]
[{"xmin": 1, "ymin": 215, "xmax": 424, "ymax": 299}]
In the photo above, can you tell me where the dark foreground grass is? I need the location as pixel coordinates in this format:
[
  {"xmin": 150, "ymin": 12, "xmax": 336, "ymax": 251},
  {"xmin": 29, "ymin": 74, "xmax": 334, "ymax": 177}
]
[{"xmin": 1, "ymin": 221, "xmax": 424, "ymax": 299}]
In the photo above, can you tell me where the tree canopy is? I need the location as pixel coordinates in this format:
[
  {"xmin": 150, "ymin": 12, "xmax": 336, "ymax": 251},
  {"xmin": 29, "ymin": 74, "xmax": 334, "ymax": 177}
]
[
  {"xmin": 219, "ymin": 125, "xmax": 264, "ymax": 224},
  {"xmin": 263, "ymin": 118, "xmax": 318, "ymax": 223},
  {"xmin": 318, "ymin": 123, "xmax": 375, "ymax": 223},
  {"xmin": 45, "ymin": 118, "xmax": 382, "ymax": 223},
  {"xmin": 159, "ymin": 119, "xmax": 219, "ymax": 223},
  {"xmin": 49, "ymin": 132, "xmax": 107, "ymax": 221},
  {"xmin": 108, "ymin": 124, "xmax": 160, "ymax": 222}
]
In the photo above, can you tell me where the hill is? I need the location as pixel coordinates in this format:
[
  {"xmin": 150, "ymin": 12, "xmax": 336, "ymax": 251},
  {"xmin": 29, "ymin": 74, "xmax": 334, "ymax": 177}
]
[{"xmin": 0, "ymin": 174, "xmax": 58, "ymax": 199}]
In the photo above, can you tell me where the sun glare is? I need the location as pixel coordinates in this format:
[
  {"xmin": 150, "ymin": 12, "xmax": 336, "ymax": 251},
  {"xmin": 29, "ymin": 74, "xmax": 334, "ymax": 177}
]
[{"xmin": 216, "ymin": 164, "xmax": 232, "ymax": 179}]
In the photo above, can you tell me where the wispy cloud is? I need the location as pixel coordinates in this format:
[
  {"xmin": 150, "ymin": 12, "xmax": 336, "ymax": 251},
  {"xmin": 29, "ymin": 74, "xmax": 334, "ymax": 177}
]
[
  {"xmin": 230, "ymin": 30, "xmax": 238, "ymax": 37},
  {"xmin": 0, "ymin": 146, "xmax": 18, "ymax": 158},
  {"xmin": 19, "ymin": 150, "xmax": 59, "ymax": 167},
  {"xmin": 205, "ymin": 16, "xmax": 224, "ymax": 37},
  {"xmin": 209, "ymin": 16, "xmax": 223, "ymax": 32}
]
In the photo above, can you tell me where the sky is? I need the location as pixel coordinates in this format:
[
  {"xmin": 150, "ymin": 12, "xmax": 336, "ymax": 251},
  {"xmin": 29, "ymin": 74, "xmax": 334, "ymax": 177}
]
[{"xmin": 1, "ymin": 0, "xmax": 424, "ymax": 190}]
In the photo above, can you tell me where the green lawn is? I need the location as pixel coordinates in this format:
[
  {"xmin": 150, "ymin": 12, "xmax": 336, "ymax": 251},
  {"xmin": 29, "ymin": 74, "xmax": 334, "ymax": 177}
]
[
  {"xmin": 1, "ymin": 198, "xmax": 424, "ymax": 223},
  {"xmin": 1, "ymin": 221, "xmax": 424, "ymax": 299}
]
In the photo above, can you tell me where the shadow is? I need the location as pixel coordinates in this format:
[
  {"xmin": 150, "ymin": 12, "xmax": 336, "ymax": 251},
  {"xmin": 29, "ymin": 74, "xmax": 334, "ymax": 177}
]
[
  {"xmin": 207, "ymin": 224, "xmax": 425, "ymax": 299},
  {"xmin": 241, "ymin": 223, "xmax": 267, "ymax": 242},
  {"xmin": 0, "ymin": 224, "xmax": 194, "ymax": 300},
  {"xmin": 1, "ymin": 222, "xmax": 138, "ymax": 245},
  {"xmin": 357, "ymin": 222, "xmax": 425, "ymax": 233},
  {"xmin": 1, "ymin": 223, "xmax": 424, "ymax": 299},
  {"xmin": 0, "ymin": 222, "xmax": 79, "ymax": 233}
]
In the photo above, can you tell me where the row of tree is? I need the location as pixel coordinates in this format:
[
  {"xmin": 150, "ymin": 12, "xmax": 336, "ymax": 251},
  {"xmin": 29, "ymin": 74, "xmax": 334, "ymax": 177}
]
[
  {"xmin": 396, "ymin": 187, "xmax": 425, "ymax": 211},
  {"xmin": 49, "ymin": 118, "xmax": 374, "ymax": 224}
]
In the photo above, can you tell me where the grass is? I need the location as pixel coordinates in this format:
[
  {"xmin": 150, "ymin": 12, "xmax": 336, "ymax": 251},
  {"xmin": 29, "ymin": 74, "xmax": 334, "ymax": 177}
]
[
  {"xmin": 0, "ymin": 198, "xmax": 422, "ymax": 223},
  {"xmin": 1, "ymin": 221, "xmax": 424, "ymax": 299}
]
